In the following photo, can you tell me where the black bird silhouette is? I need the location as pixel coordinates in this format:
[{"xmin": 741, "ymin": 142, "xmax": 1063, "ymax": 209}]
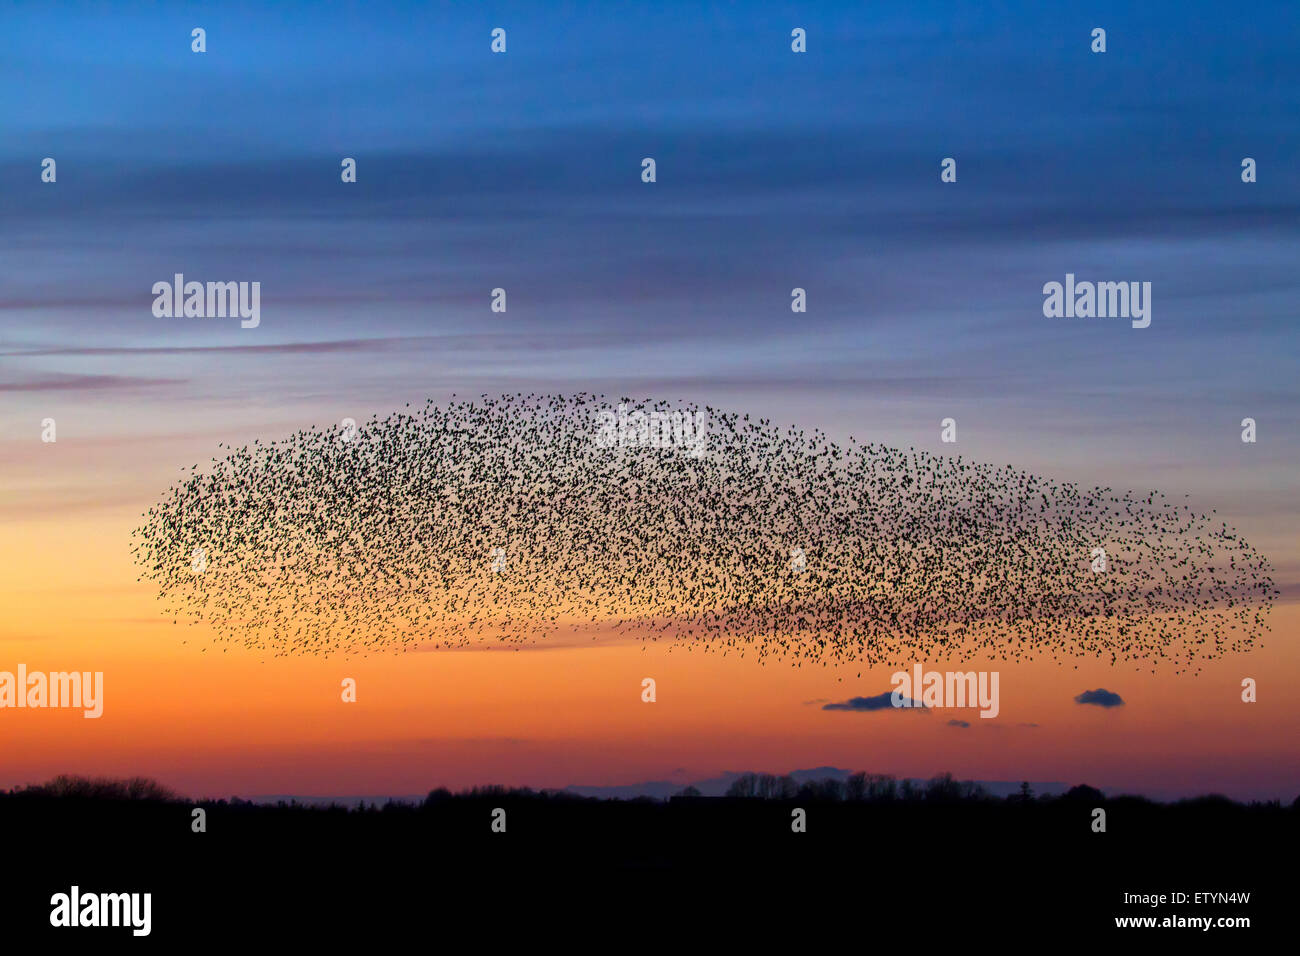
[{"xmin": 130, "ymin": 394, "xmax": 1276, "ymax": 673}]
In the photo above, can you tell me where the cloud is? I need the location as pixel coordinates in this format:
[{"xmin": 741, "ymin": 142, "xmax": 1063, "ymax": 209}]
[
  {"xmin": 1075, "ymin": 688, "xmax": 1125, "ymax": 708},
  {"xmin": 0, "ymin": 337, "xmax": 426, "ymax": 357},
  {"xmin": 823, "ymin": 692, "xmax": 925, "ymax": 712},
  {"xmin": 947, "ymin": 719, "xmax": 971, "ymax": 728},
  {"xmin": 0, "ymin": 373, "xmax": 182, "ymax": 392}
]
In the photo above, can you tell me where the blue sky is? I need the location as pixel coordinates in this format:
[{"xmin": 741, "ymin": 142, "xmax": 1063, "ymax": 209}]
[{"xmin": 2, "ymin": 0, "xmax": 1298, "ymax": 577}]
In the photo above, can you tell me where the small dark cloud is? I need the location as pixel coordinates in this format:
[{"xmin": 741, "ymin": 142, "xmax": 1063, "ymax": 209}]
[
  {"xmin": 947, "ymin": 719, "xmax": 971, "ymax": 729},
  {"xmin": 823, "ymin": 692, "xmax": 925, "ymax": 712},
  {"xmin": 1017, "ymin": 722, "xmax": 1040, "ymax": 728},
  {"xmin": 1075, "ymin": 688, "xmax": 1125, "ymax": 708}
]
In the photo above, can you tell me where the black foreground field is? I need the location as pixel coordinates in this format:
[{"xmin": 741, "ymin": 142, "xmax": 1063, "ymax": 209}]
[{"xmin": 2, "ymin": 780, "xmax": 1291, "ymax": 943}]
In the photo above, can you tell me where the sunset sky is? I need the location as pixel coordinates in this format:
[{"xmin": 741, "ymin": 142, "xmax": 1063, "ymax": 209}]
[{"xmin": 2, "ymin": 1, "xmax": 1298, "ymax": 801}]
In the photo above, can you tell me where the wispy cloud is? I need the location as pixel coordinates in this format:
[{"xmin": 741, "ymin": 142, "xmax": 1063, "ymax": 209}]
[
  {"xmin": 0, "ymin": 373, "xmax": 182, "ymax": 392},
  {"xmin": 823, "ymin": 692, "xmax": 926, "ymax": 712}
]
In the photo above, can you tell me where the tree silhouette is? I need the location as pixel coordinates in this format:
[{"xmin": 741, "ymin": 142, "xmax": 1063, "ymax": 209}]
[{"xmin": 22, "ymin": 774, "xmax": 178, "ymax": 802}]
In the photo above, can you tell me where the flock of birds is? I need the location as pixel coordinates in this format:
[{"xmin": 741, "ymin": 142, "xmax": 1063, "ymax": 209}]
[{"xmin": 131, "ymin": 394, "xmax": 1276, "ymax": 673}]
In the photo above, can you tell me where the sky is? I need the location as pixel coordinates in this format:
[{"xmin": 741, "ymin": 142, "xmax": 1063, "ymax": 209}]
[{"xmin": 1, "ymin": 1, "xmax": 1298, "ymax": 801}]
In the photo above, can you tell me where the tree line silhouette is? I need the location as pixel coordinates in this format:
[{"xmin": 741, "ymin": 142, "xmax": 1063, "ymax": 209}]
[{"xmin": 4, "ymin": 772, "xmax": 1297, "ymax": 811}]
